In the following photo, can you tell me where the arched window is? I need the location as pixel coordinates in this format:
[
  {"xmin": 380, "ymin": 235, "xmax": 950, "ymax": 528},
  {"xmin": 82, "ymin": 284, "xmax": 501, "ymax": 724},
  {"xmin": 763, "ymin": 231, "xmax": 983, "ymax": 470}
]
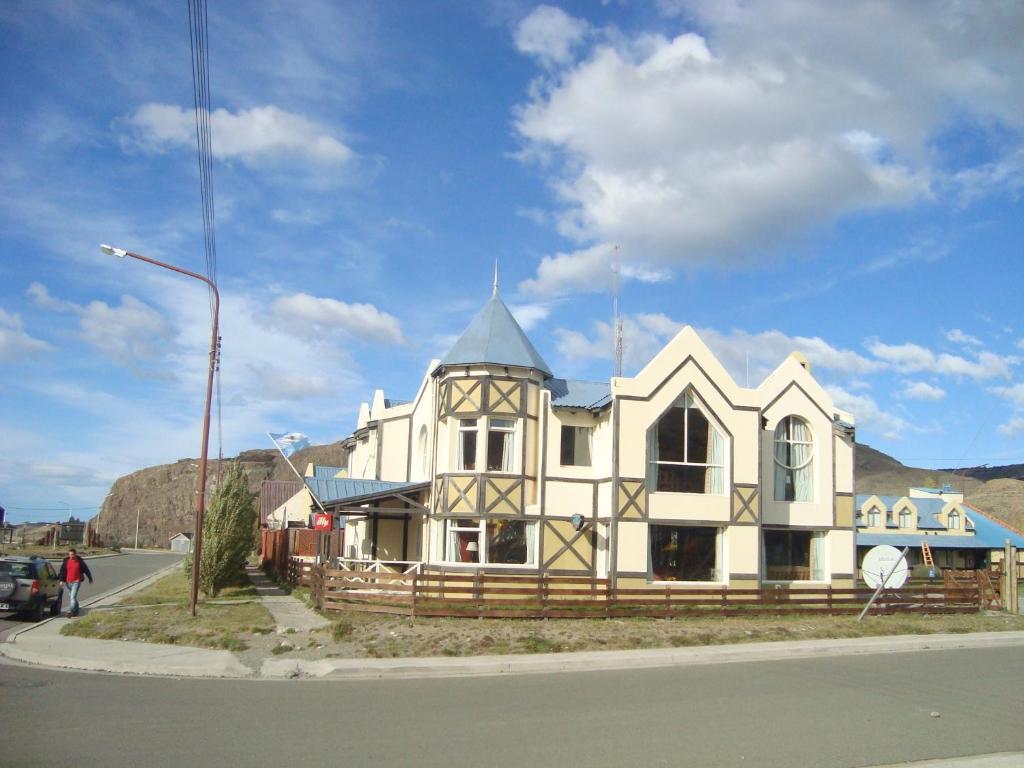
[
  {"xmin": 418, "ymin": 425, "xmax": 429, "ymax": 477},
  {"xmin": 947, "ymin": 510, "xmax": 960, "ymax": 530},
  {"xmin": 647, "ymin": 391, "xmax": 725, "ymax": 494},
  {"xmin": 773, "ymin": 416, "xmax": 813, "ymax": 501},
  {"xmin": 867, "ymin": 506, "xmax": 881, "ymax": 527},
  {"xmin": 898, "ymin": 508, "xmax": 913, "ymax": 529}
]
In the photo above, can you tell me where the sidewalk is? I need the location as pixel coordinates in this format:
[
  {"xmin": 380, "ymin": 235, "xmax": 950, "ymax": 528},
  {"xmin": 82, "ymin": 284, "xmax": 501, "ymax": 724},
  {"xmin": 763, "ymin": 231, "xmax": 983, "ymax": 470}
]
[{"xmin": 3, "ymin": 566, "xmax": 1024, "ymax": 679}]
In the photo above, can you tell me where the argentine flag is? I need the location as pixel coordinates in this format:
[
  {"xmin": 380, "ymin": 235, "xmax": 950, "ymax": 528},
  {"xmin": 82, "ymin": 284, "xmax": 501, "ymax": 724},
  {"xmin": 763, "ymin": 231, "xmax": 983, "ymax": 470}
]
[{"xmin": 269, "ymin": 432, "xmax": 311, "ymax": 458}]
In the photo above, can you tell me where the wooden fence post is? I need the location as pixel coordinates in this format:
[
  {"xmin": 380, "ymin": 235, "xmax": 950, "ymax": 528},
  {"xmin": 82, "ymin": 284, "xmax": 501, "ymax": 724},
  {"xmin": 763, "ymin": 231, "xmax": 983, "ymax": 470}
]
[
  {"xmin": 827, "ymin": 585, "xmax": 833, "ymax": 616},
  {"xmin": 474, "ymin": 570, "xmax": 483, "ymax": 619},
  {"xmin": 410, "ymin": 573, "xmax": 418, "ymax": 619}
]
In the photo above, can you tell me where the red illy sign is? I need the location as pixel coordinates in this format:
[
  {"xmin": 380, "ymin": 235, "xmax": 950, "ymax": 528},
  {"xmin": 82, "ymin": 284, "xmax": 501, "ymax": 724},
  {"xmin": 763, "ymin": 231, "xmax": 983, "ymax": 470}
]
[{"xmin": 312, "ymin": 513, "xmax": 333, "ymax": 531}]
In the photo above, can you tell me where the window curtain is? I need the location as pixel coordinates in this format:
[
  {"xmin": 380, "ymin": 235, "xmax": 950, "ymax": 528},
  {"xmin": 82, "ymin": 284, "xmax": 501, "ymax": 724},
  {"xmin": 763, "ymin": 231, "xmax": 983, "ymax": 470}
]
[
  {"xmin": 773, "ymin": 429, "xmax": 788, "ymax": 501},
  {"xmin": 790, "ymin": 418, "xmax": 813, "ymax": 501},
  {"xmin": 810, "ymin": 532, "xmax": 827, "ymax": 581},
  {"xmin": 706, "ymin": 428, "xmax": 725, "ymax": 494},
  {"xmin": 646, "ymin": 426, "xmax": 658, "ymax": 489},
  {"xmin": 525, "ymin": 522, "xmax": 537, "ymax": 566}
]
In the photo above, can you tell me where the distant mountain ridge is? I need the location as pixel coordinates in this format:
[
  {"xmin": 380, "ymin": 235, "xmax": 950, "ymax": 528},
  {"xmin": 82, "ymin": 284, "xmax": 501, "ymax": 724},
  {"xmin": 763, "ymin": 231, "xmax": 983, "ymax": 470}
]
[{"xmin": 92, "ymin": 442, "xmax": 1023, "ymax": 548}]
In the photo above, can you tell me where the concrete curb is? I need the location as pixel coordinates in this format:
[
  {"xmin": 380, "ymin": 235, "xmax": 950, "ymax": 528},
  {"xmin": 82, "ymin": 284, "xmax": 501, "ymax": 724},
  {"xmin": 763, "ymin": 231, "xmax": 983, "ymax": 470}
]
[{"xmin": 259, "ymin": 630, "xmax": 1024, "ymax": 681}]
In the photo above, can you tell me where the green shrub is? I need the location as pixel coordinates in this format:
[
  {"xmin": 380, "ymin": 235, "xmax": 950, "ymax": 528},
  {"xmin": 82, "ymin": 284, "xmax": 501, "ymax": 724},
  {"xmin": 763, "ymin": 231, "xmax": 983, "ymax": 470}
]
[{"xmin": 191, "ymin": 464, "xmax": 257, "ymax": 597}]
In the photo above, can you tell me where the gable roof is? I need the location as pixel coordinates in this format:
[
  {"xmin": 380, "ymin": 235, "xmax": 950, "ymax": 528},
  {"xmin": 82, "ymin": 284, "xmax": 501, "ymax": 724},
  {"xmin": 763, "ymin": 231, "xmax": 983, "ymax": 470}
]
[
  {"xmin": 436, "ymin": 293, "xmax": 552, "ymax": 377},
  {"xmin": 310, "ymin": 465, "xmax": 345, "ymax": 479}
]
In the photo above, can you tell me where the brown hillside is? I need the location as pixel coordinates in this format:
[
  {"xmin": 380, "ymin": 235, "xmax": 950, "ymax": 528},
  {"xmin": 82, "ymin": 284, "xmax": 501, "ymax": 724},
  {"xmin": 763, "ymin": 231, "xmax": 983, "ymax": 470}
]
[{"xmin": 96, "ymin": 441, "xmax": 348, "ymax": 548}]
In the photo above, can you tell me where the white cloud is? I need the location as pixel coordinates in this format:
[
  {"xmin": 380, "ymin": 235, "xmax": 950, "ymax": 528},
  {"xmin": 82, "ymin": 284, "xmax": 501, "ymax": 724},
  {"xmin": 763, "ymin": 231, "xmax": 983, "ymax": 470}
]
[
  {"xmin": 78, "ymin": 295, "xmax": 170, "ymax": 363},
  {"xmin": 826, "ymin": 385, "xmax": 909, "ymax": 441},
  {"xmin": 514, "ymin": 3, "xmax": 1024, "ymax": 293},
  {"xmin": 123, "ymin": 103, "xmax": 354, "ymax": 169},
  {"xmin": 519, "ymin": 242, "xmax": 669, "ymax": 297},
  {"xmin": 945, "ymin": 328, "xmax": 983, "ymax": 347},
  {"xmin": 998, "ymin": 416, "xmax": 1024, "ymax": 438},
  {"xmin": 27, "ymin": 282, "xmax": 78, "ymax": 312},
  {"xmin": 867, "ymin": 340, "xmax": 1013, "ymax": 380},
  {"xmin": 509, "ymin": 302, "xmax": 551, "ymax": 332},
  {"xmin": 993, "ymin": 382, "xmax": 1024, "ymax": 408},
  {"xmin": 0, "ymin": 307, "xmax": 52, "ymax": 361},
  {"xmin": 514, "ymin": 5, "xmax": 589, "ymax": 67},
  {"xmin": 898, "ymin": 380, "xmax": 946, "ymax": 401},
  {"xmin": 271, "ymin": 292, "xmax": 404, "ymax": 345}
]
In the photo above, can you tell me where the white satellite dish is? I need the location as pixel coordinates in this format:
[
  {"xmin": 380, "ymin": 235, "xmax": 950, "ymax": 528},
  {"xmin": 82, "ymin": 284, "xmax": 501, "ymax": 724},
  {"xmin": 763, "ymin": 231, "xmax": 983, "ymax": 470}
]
[{"xmin": 861, "ymin": 545, "xmax": 909, "ymax": 589}]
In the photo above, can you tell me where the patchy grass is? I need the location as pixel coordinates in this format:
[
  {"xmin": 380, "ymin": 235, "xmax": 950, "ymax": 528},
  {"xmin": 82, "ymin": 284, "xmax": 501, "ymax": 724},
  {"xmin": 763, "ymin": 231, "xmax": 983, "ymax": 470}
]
[
  {"xmin": 120, "ymin": 570, "xmax": 257, "ymax": 605},
  {"xmin": 282, "ymin": 610, "xmax": 1024, "ymax": 660},
  {"xmin": 62, "ymin": 570, "xmax": 273, "ymax": 651}
]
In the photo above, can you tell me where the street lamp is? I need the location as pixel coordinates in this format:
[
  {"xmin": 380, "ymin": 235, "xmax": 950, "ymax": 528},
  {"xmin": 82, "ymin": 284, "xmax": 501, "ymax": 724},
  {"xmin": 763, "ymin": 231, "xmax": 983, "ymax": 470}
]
[{"xmin": 100, "ymin": 243, "xmax": 219, "ymax": 617}]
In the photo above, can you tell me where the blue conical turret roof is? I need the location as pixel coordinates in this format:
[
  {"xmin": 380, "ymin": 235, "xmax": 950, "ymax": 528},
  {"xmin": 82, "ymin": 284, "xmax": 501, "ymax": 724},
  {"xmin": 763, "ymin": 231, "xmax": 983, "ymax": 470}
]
[{"xmin": 437, "ymin": 292, "xmax": 552, "ymax": 378}]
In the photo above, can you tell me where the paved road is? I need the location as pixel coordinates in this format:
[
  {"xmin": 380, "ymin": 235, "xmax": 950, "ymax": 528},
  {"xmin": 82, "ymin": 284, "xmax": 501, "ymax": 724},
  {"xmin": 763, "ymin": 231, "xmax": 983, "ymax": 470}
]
[
  {"xmin": 0, "ymin": 552, "xmax": 181, "ymax": 639},
  {"xmin": 0, "ymin": 645, "xmax": 1021, "ymax": 768}
]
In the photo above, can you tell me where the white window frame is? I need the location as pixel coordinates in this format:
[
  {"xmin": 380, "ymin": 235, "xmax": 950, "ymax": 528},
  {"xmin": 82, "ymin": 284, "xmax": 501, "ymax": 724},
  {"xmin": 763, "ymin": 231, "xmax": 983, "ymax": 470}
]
[
  {"xmin": 947, "ymin": 510, "xmax": 960, "ymax": 531},
  {"xmin": 867, "ymin": 506, "xmax": 881, "ymax": 528},
  {"xmin": 647, "ymin": 391, "xmax": 726, "ymax": 495},
  {"xmin": 457, "ymin": 418, "xmax": 478, "ymax": 472},
  {"xmin": 486, "ymin": 417, "xmax": 516, "ymax": 474},
  {"xmin": 773, "ymin": 416, "xmax": 814, "ymax": 502},
  {"xmin": 899, "ymin": 508, "xmax": 913, "ymax": 529},
  {"xmin": 440, "ymin": 518, "xmax": 537, "ymax": 567},
  {"xmin": 762, "ymin": 529, "xmax": 829, "ymax": 584},
  {"xmin": 648, "ymin": 524, "xmax": 725, "ymax": 585}
]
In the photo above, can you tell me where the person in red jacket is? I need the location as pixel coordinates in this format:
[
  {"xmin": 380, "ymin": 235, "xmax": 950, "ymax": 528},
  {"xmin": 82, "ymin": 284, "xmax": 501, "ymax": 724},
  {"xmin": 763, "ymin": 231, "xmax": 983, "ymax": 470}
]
[{"xmin": 58, "ymin": 548, "xmax": 93, "ymax": 618}]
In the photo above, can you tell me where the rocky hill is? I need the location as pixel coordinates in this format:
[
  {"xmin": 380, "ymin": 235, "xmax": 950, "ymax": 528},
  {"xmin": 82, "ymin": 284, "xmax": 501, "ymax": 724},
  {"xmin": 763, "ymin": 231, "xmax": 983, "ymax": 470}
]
[
  {"xmin": 96, "ymin": 442, "xmax": 348, "ymax": 548},
  {"xmin": 94, "ymin": 441, "xmax": 1023, "ymax": 548}
]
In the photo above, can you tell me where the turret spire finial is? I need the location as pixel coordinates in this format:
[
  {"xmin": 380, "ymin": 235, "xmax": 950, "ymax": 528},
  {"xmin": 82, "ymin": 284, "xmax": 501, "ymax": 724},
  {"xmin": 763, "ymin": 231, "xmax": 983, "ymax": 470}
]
[{"xmin": 493, "ymin": 259, "xmax": 499, "ymax": 297}]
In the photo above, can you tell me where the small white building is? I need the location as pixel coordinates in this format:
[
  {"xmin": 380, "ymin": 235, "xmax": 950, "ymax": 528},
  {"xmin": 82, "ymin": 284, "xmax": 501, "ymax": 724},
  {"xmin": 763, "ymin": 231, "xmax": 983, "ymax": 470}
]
[{"xmin": 169, "ymin": 532, "xmax": 193, "ymax": 554}]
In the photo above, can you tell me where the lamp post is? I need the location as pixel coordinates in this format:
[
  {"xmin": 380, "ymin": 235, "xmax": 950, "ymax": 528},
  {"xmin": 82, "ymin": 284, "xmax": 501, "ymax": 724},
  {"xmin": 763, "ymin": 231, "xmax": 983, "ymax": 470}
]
[{"xmin": 100, "ymin": 244, "xmax": 219, "ymax": 617}]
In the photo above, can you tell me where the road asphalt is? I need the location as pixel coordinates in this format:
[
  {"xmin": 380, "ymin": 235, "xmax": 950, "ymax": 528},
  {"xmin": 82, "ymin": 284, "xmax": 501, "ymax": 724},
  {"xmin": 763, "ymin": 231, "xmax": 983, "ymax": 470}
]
[{"xmin": 2, "ymin": 556, "xmax": 1023, "ymax": 680}]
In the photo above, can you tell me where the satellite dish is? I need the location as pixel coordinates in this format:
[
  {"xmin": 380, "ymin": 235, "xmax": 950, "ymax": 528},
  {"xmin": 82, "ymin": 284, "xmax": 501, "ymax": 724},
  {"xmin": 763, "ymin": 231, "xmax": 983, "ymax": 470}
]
[{"xmin": 861, "ymin": 545, "xmax": 909, "ymax": 589}]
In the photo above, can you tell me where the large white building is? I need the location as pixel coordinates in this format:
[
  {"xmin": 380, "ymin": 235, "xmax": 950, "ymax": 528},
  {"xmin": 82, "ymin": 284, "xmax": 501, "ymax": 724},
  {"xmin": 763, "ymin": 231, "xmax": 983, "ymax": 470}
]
[{"xmin": 319, "ymin": 285, "xmax": 858, "ymax": 588}]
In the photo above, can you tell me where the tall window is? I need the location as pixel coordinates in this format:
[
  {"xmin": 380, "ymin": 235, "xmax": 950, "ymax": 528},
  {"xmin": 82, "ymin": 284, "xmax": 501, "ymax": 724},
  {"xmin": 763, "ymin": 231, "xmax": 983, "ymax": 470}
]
[
  {"xmin": 898, "ymin": 508, "xmax": 913, "ymax": 529},
  {"xmin": 867, "ymin": 506, "xmax": 881, "ymax": 527},
  {"xmin": 650, "ymin": 525, "xmax": 721, "ymax": 582},
  {"xmin": 947, "ymin": 510, "xmax": 960, "ymax": 530},
  {"xmin": 647, "ymin": 392, "xmax": 725, "ymax": 494},
  {"xmin": 458, "ymin": 419, "xmax": 477, "ymax": 471},
  {"xmin": 418, "ymin": 425, "xmax": 429, "ymax": 476},
  {"xmin": 487, "ymin": 418, "xmax": 515, "ymax": 472},
  {"xmin": 560, "ymin": 425, "xmax": 592, "ymax": 466},
  {"xmin": 444, "ymin": 519, "xmax": 536, "ymax": 565},
  {"xmin": 773, "ymin": 416, "xmax": 813, "ymax": 501},
  {"xmin": 764, "ymin": 530, "xmax": 827, "ymax": 581}
]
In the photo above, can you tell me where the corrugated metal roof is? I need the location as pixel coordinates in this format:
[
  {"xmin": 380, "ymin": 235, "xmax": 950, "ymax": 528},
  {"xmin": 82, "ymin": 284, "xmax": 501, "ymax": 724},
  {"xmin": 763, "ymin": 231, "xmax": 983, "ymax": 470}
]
[
  {"xmin": 304, "ymin": 477, "xmax": 426, "ymax": 505},
  {"xmin": 311, "ymin": 465, "xmax": 345, "ymax": 479},
  {"xmin": 545, "ymin": 378, "xmax": 612, "ymax": 410},
  {"xmin": 437, "ymin": 294, "xmax": 552, "ymax": 377},
  {"xmin": 856, "ymin": 533, "xmax": 987, "ymax": 549}
]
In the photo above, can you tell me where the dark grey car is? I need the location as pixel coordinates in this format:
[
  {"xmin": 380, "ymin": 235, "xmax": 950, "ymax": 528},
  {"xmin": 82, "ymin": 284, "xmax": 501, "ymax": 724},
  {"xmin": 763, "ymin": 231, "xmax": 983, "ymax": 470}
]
[{"xmin": 0, "ymin": 556, "xmax": 63, "ymax": 621}]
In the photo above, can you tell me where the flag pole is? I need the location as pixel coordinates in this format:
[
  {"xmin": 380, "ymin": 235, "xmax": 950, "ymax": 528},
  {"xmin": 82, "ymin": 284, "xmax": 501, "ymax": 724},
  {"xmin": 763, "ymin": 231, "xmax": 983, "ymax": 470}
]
[{"xmin": 267, "ymin": 433, "xmax": 326, "ymax": 512}]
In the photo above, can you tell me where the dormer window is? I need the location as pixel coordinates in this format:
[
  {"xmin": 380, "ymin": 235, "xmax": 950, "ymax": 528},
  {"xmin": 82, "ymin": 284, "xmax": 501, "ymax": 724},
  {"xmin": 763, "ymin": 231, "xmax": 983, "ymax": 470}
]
[
  {"xmin": 773, "ymin": 416, "xmax": 813, "ymax": 501},
  {"xmin": 867, "ymin": 507, "xmax": 881, "ymax": 527},
  {"xmin": 899, "ymin": 508, "xmax": 913, "ymax": 529},
  {"xmin": 948, "ymin": 510, "xmax": 960, "ymax": 531},
  {"xmin": 647, "ymin": 392, "xmax": 725, "ymax": 494}
]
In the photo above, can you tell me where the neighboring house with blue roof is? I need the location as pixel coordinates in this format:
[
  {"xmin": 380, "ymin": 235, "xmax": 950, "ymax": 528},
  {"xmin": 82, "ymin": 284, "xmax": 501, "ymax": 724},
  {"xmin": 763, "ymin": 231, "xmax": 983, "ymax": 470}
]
[
  {"xmin": 855, "ymin": 486, "xmax": 1024, "ymax": 577},
  {"xmin": 333, "ymin": 279, "xmax": 859, "ymax": 588}
]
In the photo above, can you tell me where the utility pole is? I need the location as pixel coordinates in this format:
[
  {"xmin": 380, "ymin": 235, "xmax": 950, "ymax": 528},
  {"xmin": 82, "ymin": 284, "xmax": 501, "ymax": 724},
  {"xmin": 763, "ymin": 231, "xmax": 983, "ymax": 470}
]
[{"xmin": 135, "ymin": 508, "xmax": 141, "ymax": 550}]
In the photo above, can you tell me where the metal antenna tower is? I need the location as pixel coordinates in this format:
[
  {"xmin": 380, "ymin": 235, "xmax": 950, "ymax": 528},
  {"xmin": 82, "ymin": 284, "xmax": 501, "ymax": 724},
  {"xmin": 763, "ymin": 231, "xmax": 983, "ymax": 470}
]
[{"xmin": 612, "ymin": 244, "xmax": 623, "ymax": 378}]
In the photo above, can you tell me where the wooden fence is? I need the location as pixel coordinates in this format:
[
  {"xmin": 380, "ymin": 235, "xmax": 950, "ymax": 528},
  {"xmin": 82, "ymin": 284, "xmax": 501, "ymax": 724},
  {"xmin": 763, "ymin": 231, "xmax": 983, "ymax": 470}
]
[
  {"xmin": 286, "ymin": 557, "xmax": 316, "ymax": 588},
  {"xmin": 310, "ymin": 568, "xmax": 981, "ymax": 619}
]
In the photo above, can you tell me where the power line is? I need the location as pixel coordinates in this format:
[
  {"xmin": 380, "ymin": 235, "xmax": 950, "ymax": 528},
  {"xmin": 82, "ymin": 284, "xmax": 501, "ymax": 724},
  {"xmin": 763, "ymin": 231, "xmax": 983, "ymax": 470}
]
[{"xmin": 187, "ymin": 0, "xmax": 223, "ymax": 480}]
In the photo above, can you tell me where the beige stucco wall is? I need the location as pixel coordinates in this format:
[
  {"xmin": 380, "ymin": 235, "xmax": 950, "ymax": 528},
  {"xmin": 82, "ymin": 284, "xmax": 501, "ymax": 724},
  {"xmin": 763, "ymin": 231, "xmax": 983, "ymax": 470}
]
[
  {"xmin": 760, "ymin": 374, "xmax": 836, "ymax": 528},
  {"xmin": 267, "ymin": 488, "xmax": 314, "ymax": 529}
]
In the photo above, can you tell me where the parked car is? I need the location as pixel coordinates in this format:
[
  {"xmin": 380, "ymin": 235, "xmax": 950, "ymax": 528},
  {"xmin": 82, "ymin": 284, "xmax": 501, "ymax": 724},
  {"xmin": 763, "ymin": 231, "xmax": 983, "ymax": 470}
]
[{"xmin": 0, "ymin": 555, "xmax": 63, "ymax": 621}]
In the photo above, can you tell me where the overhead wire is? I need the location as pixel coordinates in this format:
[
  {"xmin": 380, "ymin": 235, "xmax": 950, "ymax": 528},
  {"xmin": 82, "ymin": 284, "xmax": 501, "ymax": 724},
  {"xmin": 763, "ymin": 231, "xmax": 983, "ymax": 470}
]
[{"xmin": 187, "ymin": 0, "xmax": 223, "ymax": 482}]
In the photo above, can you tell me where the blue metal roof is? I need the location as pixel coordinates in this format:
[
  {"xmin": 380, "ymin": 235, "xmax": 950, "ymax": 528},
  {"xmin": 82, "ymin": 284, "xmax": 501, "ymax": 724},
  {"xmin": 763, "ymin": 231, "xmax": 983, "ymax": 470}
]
[
  {"xmin": 855, "ymin": 495, "xmax": 947, "ymax": 530},
  {"xmin": 545, "ymin": 378, "xmax": 612, "ymax": 410},
  {"xmin": 965, "ymin": 507, "xmax": 1024, "ymax": 548},
  {"xmin": 310, "ymin": 465, "xmax": 345, "ymax": 480},
  {"xmin": 304, "ymin": 477, "xmax": 426, "ymax": 505},
  {"xmin": 856, "ymin": 533, "xmax": 987, "ymax": 549},
  {"xmin": 437, "ymin": 294, "xmax": 552, "ymax": 377}
]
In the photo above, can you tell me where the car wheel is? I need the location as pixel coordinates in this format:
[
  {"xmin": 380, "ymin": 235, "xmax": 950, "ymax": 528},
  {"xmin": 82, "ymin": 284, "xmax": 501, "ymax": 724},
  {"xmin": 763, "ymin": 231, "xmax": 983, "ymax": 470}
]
[{"xmin": 29, "ymin": 599, "xmax": 45, "ymax": 622}]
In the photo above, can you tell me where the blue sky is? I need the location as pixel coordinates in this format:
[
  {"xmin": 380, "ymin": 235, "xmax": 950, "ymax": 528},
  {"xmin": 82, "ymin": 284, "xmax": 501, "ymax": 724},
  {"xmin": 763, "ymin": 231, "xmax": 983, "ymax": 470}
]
[{"xmin": 1, "ymin": 1, "xmax": 1022, "ymax": 523}]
